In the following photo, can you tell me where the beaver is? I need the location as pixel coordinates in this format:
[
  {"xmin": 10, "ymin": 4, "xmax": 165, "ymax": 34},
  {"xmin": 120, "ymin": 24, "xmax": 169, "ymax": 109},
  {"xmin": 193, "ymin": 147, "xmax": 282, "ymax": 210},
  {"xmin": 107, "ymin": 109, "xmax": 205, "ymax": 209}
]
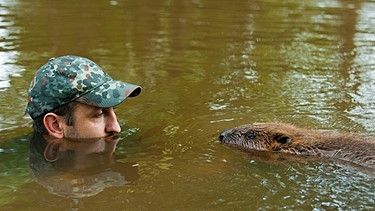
[{"xmin": 219, "ymin": 122, "xmax": 375, "ymax": 169}]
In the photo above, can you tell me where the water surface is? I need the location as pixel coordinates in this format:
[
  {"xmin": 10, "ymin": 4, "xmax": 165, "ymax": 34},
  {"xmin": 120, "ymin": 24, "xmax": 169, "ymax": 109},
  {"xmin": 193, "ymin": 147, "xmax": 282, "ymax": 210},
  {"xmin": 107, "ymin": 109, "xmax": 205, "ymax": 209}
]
[{"xmin": 0, "ymin": 0, "xmax": 374, "ymax": 210}]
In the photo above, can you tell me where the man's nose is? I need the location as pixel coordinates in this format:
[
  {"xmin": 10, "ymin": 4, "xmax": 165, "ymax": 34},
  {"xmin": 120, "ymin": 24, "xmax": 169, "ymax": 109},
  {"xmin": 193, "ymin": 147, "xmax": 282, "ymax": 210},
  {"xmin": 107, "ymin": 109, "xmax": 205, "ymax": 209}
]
[{"xmin": 105, "ymin": 109, "xmax": 121, "ymax": 134}]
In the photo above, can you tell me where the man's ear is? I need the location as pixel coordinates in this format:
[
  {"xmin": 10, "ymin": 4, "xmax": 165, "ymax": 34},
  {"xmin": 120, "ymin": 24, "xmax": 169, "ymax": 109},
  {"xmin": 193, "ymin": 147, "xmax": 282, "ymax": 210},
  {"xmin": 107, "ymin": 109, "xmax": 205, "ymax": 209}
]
[
  {"xmin": 44, "ymin": 113, "xmax": 64, "ymax": 139},
  {"xmin": 44, "ymin": 140, "xmax": 62, "ymax": 162}
]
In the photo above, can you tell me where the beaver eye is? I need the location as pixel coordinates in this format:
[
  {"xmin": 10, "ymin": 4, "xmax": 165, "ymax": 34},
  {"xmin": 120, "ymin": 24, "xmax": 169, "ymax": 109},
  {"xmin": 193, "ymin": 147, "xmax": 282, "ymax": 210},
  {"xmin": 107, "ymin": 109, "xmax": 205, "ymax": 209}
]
[{"xmin": 245, "ymin": 133, "xmax": 255, "ymax": 139}]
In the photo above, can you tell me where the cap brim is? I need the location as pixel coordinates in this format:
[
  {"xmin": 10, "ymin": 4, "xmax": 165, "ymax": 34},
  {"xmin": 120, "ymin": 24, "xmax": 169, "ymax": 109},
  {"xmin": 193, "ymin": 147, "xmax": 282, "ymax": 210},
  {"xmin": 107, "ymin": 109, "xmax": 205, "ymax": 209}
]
[{"xmin": 75, "ymin": 80, "xmax": 141, "ymax": 108}]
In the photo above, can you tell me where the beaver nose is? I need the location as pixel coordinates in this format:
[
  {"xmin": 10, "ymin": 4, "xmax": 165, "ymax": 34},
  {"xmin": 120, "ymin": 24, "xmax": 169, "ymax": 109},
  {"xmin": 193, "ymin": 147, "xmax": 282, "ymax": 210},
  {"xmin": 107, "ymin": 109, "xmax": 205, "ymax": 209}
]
[{"xmin": 219, "ymin": 129, "xmax": 231, "ymax": 142}]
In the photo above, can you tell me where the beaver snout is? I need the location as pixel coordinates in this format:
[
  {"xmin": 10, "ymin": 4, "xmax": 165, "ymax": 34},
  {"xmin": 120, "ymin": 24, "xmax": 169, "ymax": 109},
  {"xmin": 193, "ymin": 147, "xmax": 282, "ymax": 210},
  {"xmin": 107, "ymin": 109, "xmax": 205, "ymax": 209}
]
[{"xmin": 219, "ymin": 129, "xmax": 231, "ymax": 142}]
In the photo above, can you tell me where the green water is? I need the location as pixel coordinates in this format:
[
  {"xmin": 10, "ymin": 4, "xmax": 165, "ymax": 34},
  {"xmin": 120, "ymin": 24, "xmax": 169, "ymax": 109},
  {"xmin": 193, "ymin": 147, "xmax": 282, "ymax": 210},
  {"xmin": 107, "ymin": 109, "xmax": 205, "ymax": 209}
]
[{"xmin": 0, "ymin": 0, "xmax": 374, "ymax": 210}]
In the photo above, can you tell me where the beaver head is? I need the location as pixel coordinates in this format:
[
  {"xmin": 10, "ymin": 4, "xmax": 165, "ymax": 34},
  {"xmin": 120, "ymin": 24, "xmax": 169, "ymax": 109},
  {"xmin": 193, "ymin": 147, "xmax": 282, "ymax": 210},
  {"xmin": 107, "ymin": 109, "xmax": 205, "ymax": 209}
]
[
  {"xmin": 219, "ymin": 122, "xmax": 375, "ymax": 169},
  {"xmin": 219, "ymin": 123, "xmax": 309, "ymax": 153}
]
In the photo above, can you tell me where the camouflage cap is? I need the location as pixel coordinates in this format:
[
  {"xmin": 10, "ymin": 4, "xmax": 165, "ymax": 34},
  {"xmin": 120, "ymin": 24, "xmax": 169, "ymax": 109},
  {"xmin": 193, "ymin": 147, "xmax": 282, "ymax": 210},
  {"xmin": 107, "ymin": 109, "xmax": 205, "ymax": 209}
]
[{"xmin": 26, "ymin": 55, "xmax": 142, "ymax": 119}]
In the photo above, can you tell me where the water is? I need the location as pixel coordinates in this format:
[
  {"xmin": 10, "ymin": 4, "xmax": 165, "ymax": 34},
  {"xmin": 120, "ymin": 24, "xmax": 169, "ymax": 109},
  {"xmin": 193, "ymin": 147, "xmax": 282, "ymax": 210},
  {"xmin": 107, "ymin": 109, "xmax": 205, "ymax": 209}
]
[{"xmin": 0, "ymin": 0, "xmax": 374, "ymax": 210}]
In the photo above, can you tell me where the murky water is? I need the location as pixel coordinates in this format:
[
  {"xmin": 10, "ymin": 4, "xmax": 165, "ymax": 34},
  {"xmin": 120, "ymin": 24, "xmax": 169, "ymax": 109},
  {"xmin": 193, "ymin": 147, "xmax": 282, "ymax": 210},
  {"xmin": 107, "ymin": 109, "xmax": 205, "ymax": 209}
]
[{"xmin": 0, "ymin": 0, "xmax": 374, "ymax": 210}]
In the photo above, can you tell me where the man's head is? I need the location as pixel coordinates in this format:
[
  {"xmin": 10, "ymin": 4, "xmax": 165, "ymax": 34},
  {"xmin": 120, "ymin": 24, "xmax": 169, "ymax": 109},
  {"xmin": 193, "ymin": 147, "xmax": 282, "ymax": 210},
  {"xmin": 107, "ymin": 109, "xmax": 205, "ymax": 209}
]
[{"xmin": 27, "ymin": 55, "xmax": 141, "ymax": 139}]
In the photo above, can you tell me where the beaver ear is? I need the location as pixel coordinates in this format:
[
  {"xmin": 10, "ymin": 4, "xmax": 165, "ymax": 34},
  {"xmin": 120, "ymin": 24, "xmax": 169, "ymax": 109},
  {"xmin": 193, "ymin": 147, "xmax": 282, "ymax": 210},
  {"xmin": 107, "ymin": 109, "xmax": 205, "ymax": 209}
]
[{"xmin": 276, "ymin": 135, "xmax": 292, "ymax": 145}]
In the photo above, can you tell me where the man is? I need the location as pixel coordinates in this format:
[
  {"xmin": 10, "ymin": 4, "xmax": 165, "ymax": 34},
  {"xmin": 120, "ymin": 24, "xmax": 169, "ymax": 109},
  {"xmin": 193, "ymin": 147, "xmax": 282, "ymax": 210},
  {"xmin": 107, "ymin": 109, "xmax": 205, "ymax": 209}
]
[{"xmin": 26, "ymin": 55, "xmax": 142, "ymax": 139}]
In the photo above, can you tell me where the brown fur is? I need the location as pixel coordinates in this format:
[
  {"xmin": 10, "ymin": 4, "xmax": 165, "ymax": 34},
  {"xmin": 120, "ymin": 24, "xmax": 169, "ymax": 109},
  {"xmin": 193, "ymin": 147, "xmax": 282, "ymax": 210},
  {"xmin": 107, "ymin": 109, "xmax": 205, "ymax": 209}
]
[{"xmin": 219, "ymin": 122, "xmax": 375, "ymax": 169}]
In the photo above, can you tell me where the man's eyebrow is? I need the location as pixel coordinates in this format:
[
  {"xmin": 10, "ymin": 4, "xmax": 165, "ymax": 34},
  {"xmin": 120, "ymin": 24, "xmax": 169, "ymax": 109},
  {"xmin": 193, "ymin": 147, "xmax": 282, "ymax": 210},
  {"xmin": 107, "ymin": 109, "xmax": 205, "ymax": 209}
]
[{"xmin": 85, "ymin": 106, "xmax": 102, "ymax": 114}]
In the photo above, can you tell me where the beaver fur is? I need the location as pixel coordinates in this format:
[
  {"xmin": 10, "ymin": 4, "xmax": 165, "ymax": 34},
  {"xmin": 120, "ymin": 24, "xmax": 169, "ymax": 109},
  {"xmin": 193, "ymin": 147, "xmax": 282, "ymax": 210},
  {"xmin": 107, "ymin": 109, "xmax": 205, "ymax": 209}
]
[{"xmin": 219, "ymin": 122, "xmax": 375, "ymax": 169}]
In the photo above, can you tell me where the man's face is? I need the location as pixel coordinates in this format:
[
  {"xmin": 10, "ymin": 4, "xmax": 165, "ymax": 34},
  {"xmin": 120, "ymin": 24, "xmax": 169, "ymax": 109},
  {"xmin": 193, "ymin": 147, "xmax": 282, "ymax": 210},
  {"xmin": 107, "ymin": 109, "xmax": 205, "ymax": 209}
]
[{"xmin": 61, "ymin": 103, "xmax": 121, "ymax": 139}]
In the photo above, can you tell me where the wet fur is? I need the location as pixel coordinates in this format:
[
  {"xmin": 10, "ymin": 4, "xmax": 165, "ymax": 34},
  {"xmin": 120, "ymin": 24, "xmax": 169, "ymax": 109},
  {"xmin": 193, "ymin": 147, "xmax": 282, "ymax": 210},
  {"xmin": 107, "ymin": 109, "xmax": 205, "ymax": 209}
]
[{"xmin": 219, "ymin": 122, "xmax": 375, "ymax": 169}]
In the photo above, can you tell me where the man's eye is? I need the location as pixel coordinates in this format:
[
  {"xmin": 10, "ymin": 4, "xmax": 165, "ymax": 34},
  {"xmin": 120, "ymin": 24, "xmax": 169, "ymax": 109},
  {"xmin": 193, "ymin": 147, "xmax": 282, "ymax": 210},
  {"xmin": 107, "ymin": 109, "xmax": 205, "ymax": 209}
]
[{"xmin": 95, "ymin": 112, "xmax": 104, "ymax": 118}]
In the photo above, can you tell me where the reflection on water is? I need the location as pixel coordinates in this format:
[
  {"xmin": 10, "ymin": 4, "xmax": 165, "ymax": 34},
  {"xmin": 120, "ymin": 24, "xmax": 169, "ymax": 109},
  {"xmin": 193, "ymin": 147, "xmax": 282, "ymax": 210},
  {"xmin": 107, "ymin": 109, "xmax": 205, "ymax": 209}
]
[
  {"xmin": 220, "ymin": 159, "xmax": 374, "ymax": 210},
  {"xmin": 347, "ymin": 1, "xmax": 375, "ymax": 131},
  {"xmin": 0, "ymin": 0, "xmax": 25, "ymax": 132},
  {"xmin": 29, "ymin": 134, "xmax": 139, "ymax": 199},
  {"xmin": 0, "ymin": 0, "xmax": 21, "ymax": 89},
  {"xmin": 0, "ymin": 0, "xmax": 374, "ymax": 210}
]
